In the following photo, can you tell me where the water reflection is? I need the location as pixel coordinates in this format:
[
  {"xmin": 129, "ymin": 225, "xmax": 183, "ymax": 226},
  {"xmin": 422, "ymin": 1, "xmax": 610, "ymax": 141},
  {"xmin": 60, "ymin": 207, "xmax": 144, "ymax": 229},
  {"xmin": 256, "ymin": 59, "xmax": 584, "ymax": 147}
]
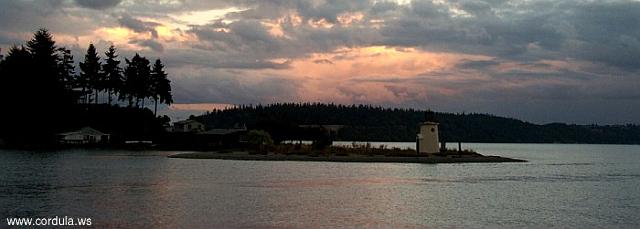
[{"xmin": 1, "ymin": 144, "xmax": 640, "ymax": 228}]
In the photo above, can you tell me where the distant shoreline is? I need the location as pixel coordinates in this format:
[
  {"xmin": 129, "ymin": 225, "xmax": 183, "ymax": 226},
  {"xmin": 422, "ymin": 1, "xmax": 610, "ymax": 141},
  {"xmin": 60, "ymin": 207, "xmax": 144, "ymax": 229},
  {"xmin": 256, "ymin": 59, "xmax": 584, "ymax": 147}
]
[{"xmin": 168, "ymin": 151, "xmax": 526, "ymax": 164}]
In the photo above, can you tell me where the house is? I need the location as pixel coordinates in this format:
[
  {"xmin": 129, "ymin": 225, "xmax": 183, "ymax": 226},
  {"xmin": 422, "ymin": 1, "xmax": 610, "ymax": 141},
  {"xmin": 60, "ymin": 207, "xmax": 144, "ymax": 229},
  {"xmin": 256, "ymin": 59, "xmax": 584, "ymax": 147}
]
[
  {"xmin": 196, "ymin": 128, "xmax": 248, "ymax": 148},
  {"xmin": 172, "ymin": 119, "xmax": 205, "ymax": 132},
  {"xmin": 416, "ymin": 122, "xmax": 439, "ymax": 154},
  {"xmin": 298, "ymin": 124, "xmax": 344, "ymax": 134},
  {"xmin": 57, "ymin": 127, "xmax": 110, "ymax": 145}
]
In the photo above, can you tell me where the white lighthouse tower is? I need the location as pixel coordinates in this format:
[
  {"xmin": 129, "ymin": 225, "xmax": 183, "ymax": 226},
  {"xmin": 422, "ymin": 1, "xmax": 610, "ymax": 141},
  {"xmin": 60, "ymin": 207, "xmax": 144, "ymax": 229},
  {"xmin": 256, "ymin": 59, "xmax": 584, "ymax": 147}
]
[{"xmin": 417, "ymin": 121, "xmax": 440, "ymax": 154}]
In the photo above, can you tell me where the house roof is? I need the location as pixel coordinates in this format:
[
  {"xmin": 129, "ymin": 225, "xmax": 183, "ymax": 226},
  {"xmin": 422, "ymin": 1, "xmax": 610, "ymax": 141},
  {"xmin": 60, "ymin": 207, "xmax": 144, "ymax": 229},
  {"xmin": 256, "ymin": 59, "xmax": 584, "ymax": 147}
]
[
  {"xmin": 197, "ymin": 128, "xmax": 247, "ymax": 135},
  {"xmin": 299, "ymin": 124, "xmax": 344, "ymax": 131},
  {"xmin": 58, "ymin": 127, "xmax": 108, "ymax": 136},
  {"xmin": 174, "ymin": 119, "xmax": 203, "ymax": 125}
]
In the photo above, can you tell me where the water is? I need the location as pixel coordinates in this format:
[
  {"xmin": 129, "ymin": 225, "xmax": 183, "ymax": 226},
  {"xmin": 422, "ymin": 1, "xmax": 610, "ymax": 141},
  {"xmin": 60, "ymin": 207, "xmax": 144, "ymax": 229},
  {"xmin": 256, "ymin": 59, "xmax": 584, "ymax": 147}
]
[{"xmin": 1, "ymin": 143, "xmax": 639, "ymax": 228}]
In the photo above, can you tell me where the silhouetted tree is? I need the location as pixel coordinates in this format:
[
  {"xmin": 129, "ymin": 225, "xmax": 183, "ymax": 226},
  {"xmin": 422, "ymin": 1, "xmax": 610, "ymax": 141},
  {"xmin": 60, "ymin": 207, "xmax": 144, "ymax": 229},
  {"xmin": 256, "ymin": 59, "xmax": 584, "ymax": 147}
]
[
  {"xmin": 0, "ymin": 29, "xmax": 74, "ymax": 145},
  {"xmin": 121, "ymin": 55, "xmax": 139, "ymax": 107},
  {"xmin": 27, "ymin": 29, "xmax": 64, "ymax": 103},
  {"xmin": 102, "ymin": 45, "xmax": 122, "ymax": 105},
  {"xmin": 136, "ymin": 55, "xmax": 151, "ymax": 108},
  {"xmin": 0, "ymin": 46, "xmax": 32, "ymax": 109},
  {"xmin": 28, "ymin": 29, "xmax": 60, "ymax": 82},
  {"xmin": 150, "ymin": 59, "xmax": 173, "ymax": 115},
  {"xmin": 121, "ymin": 53, "xmax": 151, "ymax": 108},
  {"xmin": 79, "ymin": 44, "xmax": 101, "ymax": 104},
  {"xmin": 0, "ymin": 48, "xmax": 4, "ymax": 77},
  {"xmin": 57, "ymin": 47, "xmax": 75, "ymax": 90},
  {"xmin": 246, "ymin": 130, "xmax": 274, "ymax": 152},
  {"xmin": 120, "ymin": 56, "xmax": 136, "ymax": 106}
]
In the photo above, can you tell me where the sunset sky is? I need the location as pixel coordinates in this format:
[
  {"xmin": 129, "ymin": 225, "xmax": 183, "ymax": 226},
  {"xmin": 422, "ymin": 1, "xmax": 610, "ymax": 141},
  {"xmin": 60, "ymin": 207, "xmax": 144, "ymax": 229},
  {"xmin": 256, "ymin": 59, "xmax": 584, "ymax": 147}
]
[{"xmin": 1, "ymin": 0, "xmax": 639, "ymax": 124}]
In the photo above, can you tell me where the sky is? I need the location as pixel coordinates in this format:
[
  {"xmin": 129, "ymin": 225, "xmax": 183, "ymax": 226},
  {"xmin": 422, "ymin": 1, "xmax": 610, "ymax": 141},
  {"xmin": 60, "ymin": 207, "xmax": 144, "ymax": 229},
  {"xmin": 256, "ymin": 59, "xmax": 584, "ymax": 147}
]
[{"xmin": 1, "ymin": 0, "xmax": 640, "ymax": 124}]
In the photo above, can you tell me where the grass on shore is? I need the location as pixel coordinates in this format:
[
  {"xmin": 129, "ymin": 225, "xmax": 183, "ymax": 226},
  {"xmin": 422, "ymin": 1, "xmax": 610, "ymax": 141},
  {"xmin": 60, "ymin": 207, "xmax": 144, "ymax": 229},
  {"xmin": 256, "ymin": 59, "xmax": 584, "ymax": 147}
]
[{"xmin": 246, "ymin": 142, "xmax": 482, "ymax": 157}]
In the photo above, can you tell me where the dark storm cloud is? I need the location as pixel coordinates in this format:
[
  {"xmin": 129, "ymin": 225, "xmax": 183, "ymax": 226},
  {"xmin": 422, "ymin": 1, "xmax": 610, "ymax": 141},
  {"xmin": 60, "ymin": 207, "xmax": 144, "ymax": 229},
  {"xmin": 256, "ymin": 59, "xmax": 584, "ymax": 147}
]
[
  {"xmin": 294, "ymin": 0, "xmax": 372, "ymax": 23},
  {"xmin": 456, "ymin": 59, "xmax": 500, "ymax": 69},
  {"xmin": 171, "ymin": 69, "xmax": 300, "ymax": 104},
  {"xmin": 118, "ymin": 15, "xmax": 160, "ymax": 37},
  {"xmin": 378, "ymin": 0, "xmax": 640, "ymax": 70},
  {"xmin": 370, "ymin": 1, "xmax": 398, "ymax": 15},
  {"xmin": 157, "ymin": 49, "xmax": 290, "ymax": 70},
  {"xmin": 130, "ymin": 39, "xmax": 164, "ymax": 52},
  {"xmin": 189, "ymin": 20, "xmax": 279, "ymax": 56},
  {"xmin": 0, "ymin": 0, "xmax": 61, "ymax": 33},
  {"xmin": 227, "ymin": 0, "xmax": 374, "ymax": 21},
  {"xmin": 74, "ymin": 0, "xmax": 121, "ymax": 10}
]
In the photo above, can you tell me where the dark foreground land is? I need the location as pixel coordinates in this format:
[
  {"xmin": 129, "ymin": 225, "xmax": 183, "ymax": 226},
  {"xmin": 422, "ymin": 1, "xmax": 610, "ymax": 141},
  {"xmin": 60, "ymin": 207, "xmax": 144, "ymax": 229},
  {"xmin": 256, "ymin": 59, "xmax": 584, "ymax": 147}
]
[{"xmin": 169, "ymin": 151, "xmax": 526, "ymax": 164}]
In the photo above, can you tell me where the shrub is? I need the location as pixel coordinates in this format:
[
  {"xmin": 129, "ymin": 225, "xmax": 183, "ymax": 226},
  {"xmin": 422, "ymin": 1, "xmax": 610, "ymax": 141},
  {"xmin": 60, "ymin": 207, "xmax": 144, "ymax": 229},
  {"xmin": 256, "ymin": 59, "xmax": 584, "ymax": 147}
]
[{"xmin": 246, "ymin": 130, "xmax": 274, "ymax": 152}]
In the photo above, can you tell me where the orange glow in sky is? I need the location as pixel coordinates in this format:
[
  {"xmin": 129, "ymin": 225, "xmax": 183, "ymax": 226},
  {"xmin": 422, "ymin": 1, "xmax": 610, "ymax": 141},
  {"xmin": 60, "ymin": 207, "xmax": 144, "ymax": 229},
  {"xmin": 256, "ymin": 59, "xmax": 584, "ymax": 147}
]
[{"xmin": 256, "ymin": 46, "xmax": 493, "ymax": 104}]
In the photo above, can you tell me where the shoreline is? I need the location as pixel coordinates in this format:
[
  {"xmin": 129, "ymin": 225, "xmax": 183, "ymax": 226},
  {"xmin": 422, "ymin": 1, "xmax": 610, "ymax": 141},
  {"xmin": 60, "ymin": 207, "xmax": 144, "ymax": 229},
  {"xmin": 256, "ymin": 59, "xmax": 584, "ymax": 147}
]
[{"xmin": 168, "ymin": 151, "xmax": 526, "ymax": 164}]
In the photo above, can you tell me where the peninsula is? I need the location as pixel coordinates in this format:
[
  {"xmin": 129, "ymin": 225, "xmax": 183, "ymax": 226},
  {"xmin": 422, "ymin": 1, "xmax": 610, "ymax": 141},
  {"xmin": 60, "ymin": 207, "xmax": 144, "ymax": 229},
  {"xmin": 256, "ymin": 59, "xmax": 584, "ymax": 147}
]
[{"xmin": 168, "ymin": 149, "xmax": 526, "ymax": 164}]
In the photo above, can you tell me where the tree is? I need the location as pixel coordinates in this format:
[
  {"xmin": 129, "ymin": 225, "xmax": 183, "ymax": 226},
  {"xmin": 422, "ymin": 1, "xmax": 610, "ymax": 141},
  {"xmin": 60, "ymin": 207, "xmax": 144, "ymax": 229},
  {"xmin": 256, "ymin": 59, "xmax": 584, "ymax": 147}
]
[
  {"xmin": 0, "ymin": 46, "xmax": 34, "ymax": 142},
  {"xmin": 121, "ymin": 53, "xmax": 151, "ymax": 108},
  {"xmin": 102, "ymin": 45, "xmax": 122, "ymax": 105},
  {"xmin": 27, "ymin": 29, "xmax": 59, "ymax": 81},
  {"xmin": 27, "ymin": 29, "xmax": 62, "ymax": 102},
  {"xmin": 79, "ymin": 44, "xmax": 101, "ymax": 104},
  {"xmin": 1, "ymin": 29, "xmax": 72, "ymax": 144},
  {"xmin": 120, "ymin": 56, "xmax": 137, "ymax": 107},
  {"xmin": 136, "ymin": 55, "xmax": 151, "ymax": 108},
  {"xmin": 0, "ymin": 46, "xmax": 32, "ymax": 107},
  {"xmin": 150, "ymin": 59, "xmax": 173, "ymax": 116},
  {"xmin": 246, "ymin": 130, "xmax": 274, "ymax": 152},
  {"xmin": 57, "ymin": 47, "xmax": 75, "ymax": 90}
]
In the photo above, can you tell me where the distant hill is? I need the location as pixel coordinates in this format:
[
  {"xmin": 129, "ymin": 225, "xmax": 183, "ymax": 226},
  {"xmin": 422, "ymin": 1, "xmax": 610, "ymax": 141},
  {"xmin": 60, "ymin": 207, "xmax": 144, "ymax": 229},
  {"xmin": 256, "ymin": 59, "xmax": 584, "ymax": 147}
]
[{"xmin": 194, "ymin": 103, "xmax": 640, "ymax": 144}]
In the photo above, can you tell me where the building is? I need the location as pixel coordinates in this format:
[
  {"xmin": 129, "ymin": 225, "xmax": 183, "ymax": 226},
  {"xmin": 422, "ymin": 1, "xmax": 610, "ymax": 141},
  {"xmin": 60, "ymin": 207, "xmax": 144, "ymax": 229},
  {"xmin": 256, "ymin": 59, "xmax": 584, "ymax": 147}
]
[
  {"xmin": 173, "ymin": 119, "xmax": 205, "ymax": 132},
  {"xmin": 57, "ymin": 127, "xmax": 110, "ymax": 145},
  {"xmin": 298, "ymin": 124, "xmax": 344, "ymax": 134},
  {"xmin": 417, "ymin": 122, "xmax": 440, "ymax": 154},
  {"xmin": 196, "ymin": 128, "xmax": 248, "ymax": 148}
]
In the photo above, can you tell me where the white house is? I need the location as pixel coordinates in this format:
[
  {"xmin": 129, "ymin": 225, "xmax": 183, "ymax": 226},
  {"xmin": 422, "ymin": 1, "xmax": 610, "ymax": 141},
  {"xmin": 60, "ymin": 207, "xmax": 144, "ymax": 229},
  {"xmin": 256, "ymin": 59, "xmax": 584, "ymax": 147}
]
[
  {"xmin": 417, "ymin": 122, "xmax": 440, "ymax": 154},
  {"xmin": 58, "ymin": 127, "xmax": 110, "ymax": 145},
  {"xmin": 172, "ymin": 119, "xmax": 205, "ymax": 132}
]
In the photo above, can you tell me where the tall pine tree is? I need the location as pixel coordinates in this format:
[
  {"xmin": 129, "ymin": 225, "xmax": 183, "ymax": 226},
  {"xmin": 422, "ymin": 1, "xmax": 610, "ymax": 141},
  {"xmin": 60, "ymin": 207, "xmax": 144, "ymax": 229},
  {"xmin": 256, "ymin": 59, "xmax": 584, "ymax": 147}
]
[
  {"xmin": 121, "ymin": 55, "xmax": 137, "ymax": 107},
  {"xmin": 57, "ymin": 47, "xmax": 75, "ymax": 90},
  {"xmin": 136, "ymin": 55, "xmax": 151, "ymax": 108},
  {"xmin": 79, "ymin": 44, "xmax": 101, "ymax": 104},
  {"xmin": 27, "ymin": 29, "xmax": 62, "ymax": 103},
  {"xmin": 102, "ymin": 45, "xmax": 122, "ymax": 105},
  {"xmin": 150, "ymin": 59, "xmax": 173, "ymax": 116}
]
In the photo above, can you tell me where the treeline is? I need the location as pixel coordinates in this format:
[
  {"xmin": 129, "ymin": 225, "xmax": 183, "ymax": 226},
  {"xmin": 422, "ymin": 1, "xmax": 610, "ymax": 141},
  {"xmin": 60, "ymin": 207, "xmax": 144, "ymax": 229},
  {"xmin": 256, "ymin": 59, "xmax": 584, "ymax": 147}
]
[
  {"xmin": 195, "ymin": 103, "xmax": 640, "ymax": 144},
  {"xmin": 76, "ymin": 44, "xmax": 173, "ymax": 114},
  {"xmin": 0, "ymin": 29, "xmax": 172, "ymax": 147}
]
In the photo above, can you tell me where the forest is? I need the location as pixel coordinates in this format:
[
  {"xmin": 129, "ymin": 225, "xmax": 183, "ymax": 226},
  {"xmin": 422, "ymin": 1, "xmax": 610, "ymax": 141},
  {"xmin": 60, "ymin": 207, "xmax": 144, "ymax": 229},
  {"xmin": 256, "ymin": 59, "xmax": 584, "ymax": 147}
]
[
  {"xmin": 195, "ymin": 103, "xmax": 640, "ymax": 144},
  {"xmin": 0, "ymin": 29, "xmax": 172, "ymax": 147}
]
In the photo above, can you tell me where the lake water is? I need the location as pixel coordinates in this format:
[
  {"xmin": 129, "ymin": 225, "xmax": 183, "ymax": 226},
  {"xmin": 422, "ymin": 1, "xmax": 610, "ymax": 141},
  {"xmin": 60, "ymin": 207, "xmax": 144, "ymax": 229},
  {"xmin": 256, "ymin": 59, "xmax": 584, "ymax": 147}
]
[{"xmin": 1, "ymin": 143, "xmax": 639, "ymax": 228}]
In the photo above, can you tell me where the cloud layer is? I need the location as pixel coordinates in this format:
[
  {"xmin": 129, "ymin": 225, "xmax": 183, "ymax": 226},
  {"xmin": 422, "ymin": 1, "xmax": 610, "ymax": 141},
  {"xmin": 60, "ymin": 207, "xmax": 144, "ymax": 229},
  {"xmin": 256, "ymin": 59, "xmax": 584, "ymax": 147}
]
[{"xmin": 1, "ymin": 0, "xmax": 640, "ymax": 124}]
